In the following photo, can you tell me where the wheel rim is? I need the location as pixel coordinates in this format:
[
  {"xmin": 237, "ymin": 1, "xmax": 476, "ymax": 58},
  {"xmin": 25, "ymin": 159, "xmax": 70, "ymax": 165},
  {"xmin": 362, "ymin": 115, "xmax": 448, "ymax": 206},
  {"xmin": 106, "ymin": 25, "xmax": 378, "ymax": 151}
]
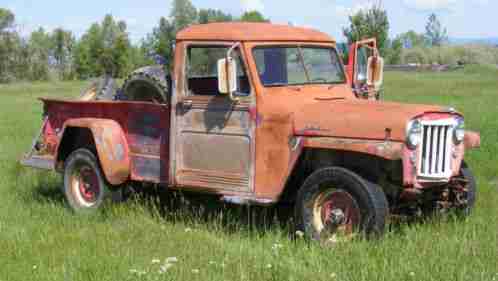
[
  {"xmin": 312, "ymin": 188, "xmax": 361, "ymax": 240},
  {"xmin": 70, "ymin": 163, "xmax": 100, "ymax": 207}
]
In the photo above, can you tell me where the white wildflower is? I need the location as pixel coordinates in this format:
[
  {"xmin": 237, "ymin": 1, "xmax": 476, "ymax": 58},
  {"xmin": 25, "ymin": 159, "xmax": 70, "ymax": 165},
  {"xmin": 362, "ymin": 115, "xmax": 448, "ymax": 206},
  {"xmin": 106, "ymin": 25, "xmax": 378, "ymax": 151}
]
[
  {"xmin": 151, "ymin": 259, "xmax": 161, "ymax": 264},
  {"xmin": 208, "ymin": 261, "xmax": 216, "ymax": 265},
  {"xmin": 185, "ymin": 227, "xmax": 192, "ymax": 233},
  {"xmin": 192, "ymin": 269, "xmax": 200, "ymax": 274},
  {"xmin": 129, "ymin": 269, "xmax": 138, "ymax": 274},
  {"xmin": 330, "ymin": 273, "xmax": 337, "ymax": 278},
  {"xmin": 165, "ymin": 257, "xmax": 178, "ymax": 263},
  {"xmin": 409, "ymin": 272, "xmax": 415, "ymax": 277},
  {"xmin": 328, "ymin": 234, "xmax": 339, "ymax": 244},
  {"xmin": 295, "ymin": 230, "xmax": 304, "ymax": 238},
  {"xmin": 271, "ymin": 243, "xmax": 283, "ymax": 251},
  {"xmin": 159, "ymin": 264, "xmax": 173, "ymax": 274},
  {"xmin": 266, "ymin": 264, "xmax": 272, "ymax": 269},
  {"xmin": 32, "ymin": 265, "xmax": 37, "ymax": 270}
]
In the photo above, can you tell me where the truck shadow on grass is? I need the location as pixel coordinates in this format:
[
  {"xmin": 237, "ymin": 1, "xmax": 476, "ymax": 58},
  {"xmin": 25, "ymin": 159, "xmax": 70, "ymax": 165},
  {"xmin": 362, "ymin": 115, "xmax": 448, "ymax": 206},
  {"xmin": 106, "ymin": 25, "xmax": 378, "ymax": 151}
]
[
  {"xmin": 25, "ymin": 177, "xmax": 456, "ymax": 239},
  {"xmin": 134, "ymin": 186, "xmax": 297, "ymax": 236}
]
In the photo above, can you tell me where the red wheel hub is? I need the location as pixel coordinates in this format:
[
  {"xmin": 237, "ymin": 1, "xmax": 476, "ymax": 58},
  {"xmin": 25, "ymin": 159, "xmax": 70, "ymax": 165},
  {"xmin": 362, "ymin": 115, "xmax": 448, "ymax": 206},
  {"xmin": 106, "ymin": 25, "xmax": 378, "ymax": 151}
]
[
  {"xmin": 76, "ymin": 167, "xmax": 100, "ymax": 203},
  {"xmin": 319, "ymin": 191, "xmax": 361, "ymax": 235}
]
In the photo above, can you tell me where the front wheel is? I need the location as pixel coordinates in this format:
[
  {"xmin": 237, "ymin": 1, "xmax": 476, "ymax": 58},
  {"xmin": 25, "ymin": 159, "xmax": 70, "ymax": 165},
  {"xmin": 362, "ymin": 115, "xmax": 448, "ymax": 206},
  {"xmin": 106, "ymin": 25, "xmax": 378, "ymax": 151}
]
[
  {"xmin": 63, "ymin": 148, "xmax": 110, "ymax": 213},
  {"xmin": 295, "ymin": 167, "xmax": 388, "ymax": 244},
  {"xmin": 455, "ymin": 162, "xmax": 477, "ymax": 217}
]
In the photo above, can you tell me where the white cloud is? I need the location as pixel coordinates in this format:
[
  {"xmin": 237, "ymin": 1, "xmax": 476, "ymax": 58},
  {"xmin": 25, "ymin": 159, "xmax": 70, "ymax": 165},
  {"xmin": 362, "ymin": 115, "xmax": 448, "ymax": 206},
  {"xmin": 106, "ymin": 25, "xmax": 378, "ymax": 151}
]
[
  {"xmin": 403, "ymin": 0, "xmax": 458, "ymax": 11},
  {"xmin": 334, "ymin": 1, "xmax": 375, "ymax": 17},
  {"xmin": 471, "ymin": 0, "xmax": 489, "ymax": 5},
  {"xmin": 240, "ymin": 0, "xmax": 265, "ymax": 12}
]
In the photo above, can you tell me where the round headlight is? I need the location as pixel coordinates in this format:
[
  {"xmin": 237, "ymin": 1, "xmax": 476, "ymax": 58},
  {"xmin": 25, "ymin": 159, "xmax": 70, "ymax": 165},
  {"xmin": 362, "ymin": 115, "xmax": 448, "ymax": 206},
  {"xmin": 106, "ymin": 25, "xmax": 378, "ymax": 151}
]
[
  {"xmin": 406, "ymin": 119, "xmax": 422, "ymax": 148},
  {"xmin": 454, "ymin": 118, "xmax": 465, "ymax": 143}
]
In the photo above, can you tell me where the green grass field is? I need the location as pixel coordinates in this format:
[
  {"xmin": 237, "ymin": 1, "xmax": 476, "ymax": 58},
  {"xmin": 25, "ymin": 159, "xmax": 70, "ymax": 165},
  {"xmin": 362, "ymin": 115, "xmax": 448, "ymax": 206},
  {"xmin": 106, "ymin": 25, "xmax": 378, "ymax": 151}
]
[{"xmin": 0, "ymin": 66, "xmax": 497, "ymax": 281}]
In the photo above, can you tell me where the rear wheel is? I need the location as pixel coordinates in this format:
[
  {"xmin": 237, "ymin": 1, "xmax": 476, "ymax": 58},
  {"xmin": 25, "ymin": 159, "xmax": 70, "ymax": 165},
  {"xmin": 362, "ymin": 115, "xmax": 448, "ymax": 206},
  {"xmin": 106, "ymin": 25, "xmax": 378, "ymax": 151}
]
[
  {"xmin": 295, "ymin": 167, "xmax": 388, "ymax": 244},
  {"xmin": 63, "ymin": 148, "xmax": 110, "ymax": 213}
]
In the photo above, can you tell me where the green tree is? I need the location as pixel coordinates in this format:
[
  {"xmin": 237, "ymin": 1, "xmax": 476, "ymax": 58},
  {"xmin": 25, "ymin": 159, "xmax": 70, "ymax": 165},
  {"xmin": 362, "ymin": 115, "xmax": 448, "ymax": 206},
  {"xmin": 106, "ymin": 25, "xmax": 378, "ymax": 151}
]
[
  {"xmin": 240, "ymin": 11, "xmax": 268, "ymax": 22},
  {"xmin": 73, "ymin": 40, "xmax": 92, "ymax": 79},
  {"xmin": 171, "ymin": 0, "xmax": 197, "ymax": 33},
  {"xmin": 425, "ymin": 13, "xmax": 447, "ymax": 47},
  {"xmin": 385, "ymin": 37, "xmax": 403, "ymax": 64},
  {"xmin": 198, "ymin": 9, "xmax": 233, "ymax": 24},
  {"xmin": 51, "ymin": 28, "xmax": 75, "ymax": 80},
  {"xmin": 0, "ymin": 8, "xmax": 19, "ymax": 82},
  {"xmin": 342, "ymin": 3, "xmax": 389, "ymax": 55},
  {"xmin": 73, "ymin": 15, "xmax": 132, "ymax": 78},
  {"xmin": 398, "ymin": 30, "xmax": 427, "ymax": 48},
  {"xmin": 27, "ymin": 27, "xmax": 51, "ymax": 80},
  {"xmin": 0, "ymin": 8, "xmax": 15, "ymax": 32},
  {"xmin": 153, "ymin": 17, "xmax": 175, "ymax": 69}
]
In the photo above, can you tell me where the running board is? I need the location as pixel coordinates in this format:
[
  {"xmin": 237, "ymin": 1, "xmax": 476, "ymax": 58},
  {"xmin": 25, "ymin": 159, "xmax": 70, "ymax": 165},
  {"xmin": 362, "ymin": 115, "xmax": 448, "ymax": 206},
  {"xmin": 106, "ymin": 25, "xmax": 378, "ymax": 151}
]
[
  {"xmin": 21, "ymin": 155, "xmax": 54, "ymax": 170},
  {"xmin": 221, "ymin": 195, "xmax": 276, "ymax": 206}
]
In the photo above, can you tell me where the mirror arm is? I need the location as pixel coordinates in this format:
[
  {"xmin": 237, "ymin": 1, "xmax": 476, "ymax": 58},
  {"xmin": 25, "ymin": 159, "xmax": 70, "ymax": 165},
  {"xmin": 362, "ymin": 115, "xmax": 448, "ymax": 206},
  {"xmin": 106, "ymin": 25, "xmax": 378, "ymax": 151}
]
[{"xmin": 226, "ymin": 42, "xmax": 241, "ymax": 101}]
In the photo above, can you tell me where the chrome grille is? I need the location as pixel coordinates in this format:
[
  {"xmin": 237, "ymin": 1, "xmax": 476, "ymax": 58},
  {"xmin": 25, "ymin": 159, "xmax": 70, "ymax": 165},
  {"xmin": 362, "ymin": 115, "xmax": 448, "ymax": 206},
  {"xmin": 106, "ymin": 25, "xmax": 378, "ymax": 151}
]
[{"xmin": 418, "ymin": 120, "xmax": 454, "ymax": 179}]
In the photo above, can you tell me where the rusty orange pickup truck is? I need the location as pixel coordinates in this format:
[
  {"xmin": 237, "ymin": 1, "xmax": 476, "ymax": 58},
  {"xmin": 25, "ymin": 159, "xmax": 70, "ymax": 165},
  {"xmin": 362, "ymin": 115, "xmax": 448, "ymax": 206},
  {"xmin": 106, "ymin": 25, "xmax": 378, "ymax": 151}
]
[{"xmin": 21, "ymin": 23, "xmax": 481, "ymax": 242}]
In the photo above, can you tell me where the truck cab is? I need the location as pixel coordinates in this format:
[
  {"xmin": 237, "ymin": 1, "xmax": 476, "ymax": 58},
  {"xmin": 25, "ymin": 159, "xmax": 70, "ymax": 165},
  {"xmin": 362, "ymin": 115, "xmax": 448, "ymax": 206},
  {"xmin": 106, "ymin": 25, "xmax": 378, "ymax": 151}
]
[{"xmin": 22, "ymin": 23, "xmax": 481, "ymax": 243}]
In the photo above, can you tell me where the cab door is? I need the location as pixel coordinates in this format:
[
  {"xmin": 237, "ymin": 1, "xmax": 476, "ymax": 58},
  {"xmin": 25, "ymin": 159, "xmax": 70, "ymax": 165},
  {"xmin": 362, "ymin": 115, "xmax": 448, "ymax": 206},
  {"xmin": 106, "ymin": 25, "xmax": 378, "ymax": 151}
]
[
  {"xmin": 173, "ymin": 42, "xmax": 255, "ymax": 193},
  {"xmin": 347, "ymin": 38, "xmax": 384, "ymax": 100}
]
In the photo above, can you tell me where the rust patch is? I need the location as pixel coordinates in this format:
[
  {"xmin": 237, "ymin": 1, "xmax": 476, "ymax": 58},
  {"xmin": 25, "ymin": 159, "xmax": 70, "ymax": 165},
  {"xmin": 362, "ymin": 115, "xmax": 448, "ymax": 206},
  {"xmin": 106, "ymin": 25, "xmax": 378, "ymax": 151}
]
[
  {"xmin": 304, "ymin": 137, "xmax": 404, "ymax": 160},
  {"xmin": 58, "ymin": 118, "xmax": 131, "ymax": 186}
]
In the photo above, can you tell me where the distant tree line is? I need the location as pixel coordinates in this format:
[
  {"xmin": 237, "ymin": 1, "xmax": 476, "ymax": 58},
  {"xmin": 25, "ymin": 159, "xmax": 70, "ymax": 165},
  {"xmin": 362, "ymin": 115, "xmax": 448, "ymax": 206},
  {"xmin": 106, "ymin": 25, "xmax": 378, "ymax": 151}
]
[
  {"xmin": 0, "ymin": 0, "xmax": 268, "ymax": 82},
  {"xmin": 1, "ymin": 0, "xmax": 495, "ymax": 83},
  {"xmin": 342, "ymin": 5, "xmax": 498, "ymax": 66}
]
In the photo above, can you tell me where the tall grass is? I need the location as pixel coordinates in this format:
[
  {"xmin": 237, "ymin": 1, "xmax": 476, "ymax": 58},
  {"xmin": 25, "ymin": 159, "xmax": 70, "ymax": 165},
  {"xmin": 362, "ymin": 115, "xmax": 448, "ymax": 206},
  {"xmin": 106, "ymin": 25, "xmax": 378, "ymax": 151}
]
[{"xmin": 0, "ymin": 67, "xmax": 497, "ymax": 280}]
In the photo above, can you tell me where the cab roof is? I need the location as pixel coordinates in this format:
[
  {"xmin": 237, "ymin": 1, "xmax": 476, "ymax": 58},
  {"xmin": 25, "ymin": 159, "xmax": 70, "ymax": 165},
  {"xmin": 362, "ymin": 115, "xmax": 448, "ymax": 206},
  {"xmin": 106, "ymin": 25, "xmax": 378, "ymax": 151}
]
[{"xmin": 176, "ymin": 22, "xmax": 335, "ymax": 43}]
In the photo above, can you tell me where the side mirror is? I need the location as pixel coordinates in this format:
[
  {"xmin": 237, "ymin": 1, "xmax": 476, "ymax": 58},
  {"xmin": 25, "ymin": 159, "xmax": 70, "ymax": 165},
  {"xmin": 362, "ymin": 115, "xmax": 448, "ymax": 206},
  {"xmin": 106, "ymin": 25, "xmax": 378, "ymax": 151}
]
[
  {"xmin": 217, "ymin": 57, "xmax": 238, "ymax": 96},
  {"xmin": 367, "ymin": 56, "xmax": 384, "ymax": 90}
]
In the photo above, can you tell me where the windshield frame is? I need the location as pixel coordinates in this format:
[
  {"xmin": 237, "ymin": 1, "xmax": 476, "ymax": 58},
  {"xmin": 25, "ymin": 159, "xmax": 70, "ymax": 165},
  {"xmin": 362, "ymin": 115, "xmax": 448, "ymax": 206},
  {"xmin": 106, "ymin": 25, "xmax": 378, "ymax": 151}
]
[{"xmin": 251, "ymin": 44, "xmax": 347, "ymax": 88}]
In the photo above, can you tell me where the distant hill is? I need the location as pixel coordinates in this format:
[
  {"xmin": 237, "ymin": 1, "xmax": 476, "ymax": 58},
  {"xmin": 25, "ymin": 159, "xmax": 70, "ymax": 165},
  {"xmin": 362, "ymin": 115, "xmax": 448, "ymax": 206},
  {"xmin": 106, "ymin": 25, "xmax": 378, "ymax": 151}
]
[{"xmin": 449, "ymin": 37, "xmax": 498, "ymax": 46}]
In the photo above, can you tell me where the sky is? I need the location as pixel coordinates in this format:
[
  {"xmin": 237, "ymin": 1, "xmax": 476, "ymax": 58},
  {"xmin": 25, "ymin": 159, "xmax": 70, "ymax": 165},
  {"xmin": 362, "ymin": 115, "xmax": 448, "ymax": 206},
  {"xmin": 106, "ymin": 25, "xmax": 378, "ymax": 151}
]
[{"xmin": 2, "ymin": 0, "xmax": 497, "ymax": 43}]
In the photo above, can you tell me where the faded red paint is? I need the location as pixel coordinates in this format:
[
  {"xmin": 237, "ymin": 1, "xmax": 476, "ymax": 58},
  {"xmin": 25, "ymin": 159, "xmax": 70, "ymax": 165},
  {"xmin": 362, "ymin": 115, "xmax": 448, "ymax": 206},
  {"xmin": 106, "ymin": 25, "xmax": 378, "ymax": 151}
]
[
  {"xmin": 58, "ymin": 118, "xmax": 131, "ymax": 185},
  {"xmin": 176, "ymin": 22, "xmax": 335, "ymax": 43},
  {"xmin": 22, "ymin": 23, "xmax": 481, "ymax": 205},
  {"xmin": 41, "ymin": 99, "xmax": 170, "ymax": 185},
  {"xmin": 304, "ymin": 137, "xmax": 404, "ymax": 160},
  {"xmin": 464, "ymin": 131, "xmax": 481, "ymax": 149}
]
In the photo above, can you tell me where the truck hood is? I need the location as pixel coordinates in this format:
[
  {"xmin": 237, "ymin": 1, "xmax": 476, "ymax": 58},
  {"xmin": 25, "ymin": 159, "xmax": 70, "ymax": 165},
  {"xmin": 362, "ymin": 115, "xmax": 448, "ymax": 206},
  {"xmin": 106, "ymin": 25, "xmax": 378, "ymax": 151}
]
[{"xmin": 293, "ymin": 99, "xmax": 457, "ymax": 142}]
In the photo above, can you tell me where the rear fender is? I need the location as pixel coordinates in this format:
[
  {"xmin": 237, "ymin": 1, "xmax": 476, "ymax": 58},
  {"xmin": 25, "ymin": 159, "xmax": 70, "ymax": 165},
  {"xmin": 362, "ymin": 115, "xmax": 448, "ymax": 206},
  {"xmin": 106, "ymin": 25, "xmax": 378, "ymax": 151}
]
[{"xmin": 56, "ymin": 118, "xmax": 130, "ymax": 185}]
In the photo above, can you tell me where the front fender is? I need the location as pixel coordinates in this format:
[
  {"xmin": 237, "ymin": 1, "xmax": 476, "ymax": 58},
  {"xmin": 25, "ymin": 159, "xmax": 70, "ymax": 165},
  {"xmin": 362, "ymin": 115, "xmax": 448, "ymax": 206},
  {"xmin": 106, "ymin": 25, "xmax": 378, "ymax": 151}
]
[
  {"xmin": 57, "ymin": 118, "xmax": 130, "ymax": 185},
  {"xmin": 303, "ymin": 137, "xmax": 404, "ymax": 160},
  {"xmin": 464, "ymin": 131, "xmax": 480, "ymax": 150}
]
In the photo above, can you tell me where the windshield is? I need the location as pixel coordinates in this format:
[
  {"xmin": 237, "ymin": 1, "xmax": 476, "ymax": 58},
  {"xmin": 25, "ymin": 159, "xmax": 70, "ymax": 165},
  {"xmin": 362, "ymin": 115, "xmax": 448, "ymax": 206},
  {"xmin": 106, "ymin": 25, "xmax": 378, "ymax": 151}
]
[{"xmin": 253, "ymin": 46, "xmax": 346, "ymax": 87}]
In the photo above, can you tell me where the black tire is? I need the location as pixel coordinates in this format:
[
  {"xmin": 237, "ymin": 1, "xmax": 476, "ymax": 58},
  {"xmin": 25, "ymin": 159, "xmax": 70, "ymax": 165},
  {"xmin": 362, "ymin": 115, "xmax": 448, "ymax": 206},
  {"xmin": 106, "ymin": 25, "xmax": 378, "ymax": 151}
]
[
  {"xmin": 63, "ymin": 148, "xmax": 110, "ymax": 213},
  {"xmin": 458, "ymin": 162, "xmax": 477, "ymax": 217},
  {"xmin": 78, "ymin": 76, "xmax": 117, "ymax": 101},
  {"xmin": 95, "ymin": 75, "xmax": 117, "ymax": 100},
  {"xmin": 295, "ymin": 167, "xmax": 388, "ymax": 243},
  {"xmin": 120, "ymin": 65, "xmax": 169, "ymax": 103}
]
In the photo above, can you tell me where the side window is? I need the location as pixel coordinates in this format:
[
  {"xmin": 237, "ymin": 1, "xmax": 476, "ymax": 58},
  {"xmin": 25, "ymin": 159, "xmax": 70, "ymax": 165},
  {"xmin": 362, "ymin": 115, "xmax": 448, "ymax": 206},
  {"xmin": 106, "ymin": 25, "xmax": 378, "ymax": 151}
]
[
  {"xmin": 186, "ymin": 46, "xmax": 250, "ymax": 96},
  {"xmin": 356, "ymin": 47, "xmax": 369, "ymax": 82}
]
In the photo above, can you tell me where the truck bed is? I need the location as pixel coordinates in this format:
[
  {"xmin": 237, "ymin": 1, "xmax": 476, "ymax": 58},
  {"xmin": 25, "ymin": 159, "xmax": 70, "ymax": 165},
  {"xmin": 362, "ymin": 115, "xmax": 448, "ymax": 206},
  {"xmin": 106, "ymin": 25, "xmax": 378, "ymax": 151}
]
[{"xmin": 23, "ymin": 98, "xmax": 171, "ymax": 184}]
